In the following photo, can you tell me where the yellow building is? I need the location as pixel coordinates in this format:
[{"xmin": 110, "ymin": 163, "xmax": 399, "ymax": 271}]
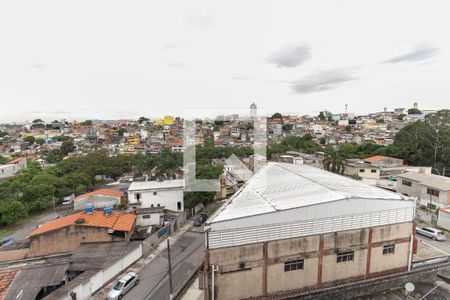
[
  {"xmin": 126, "ymin": 136, "xmax": 139, "ymax": 145},
  {"xmin": 155, "ymin": 115, "xmax": 174, "ymax": 126}
]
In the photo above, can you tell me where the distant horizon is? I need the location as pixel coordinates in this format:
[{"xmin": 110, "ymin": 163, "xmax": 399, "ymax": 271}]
[{"xmin": 1, "ymin": 103, "xmax": 446, "ymax": 125}]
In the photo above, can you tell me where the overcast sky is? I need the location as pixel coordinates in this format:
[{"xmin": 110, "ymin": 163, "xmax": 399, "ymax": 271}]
[{"xmin": 1, "ymin": 0, "xmax": 449, "ymax": 123}]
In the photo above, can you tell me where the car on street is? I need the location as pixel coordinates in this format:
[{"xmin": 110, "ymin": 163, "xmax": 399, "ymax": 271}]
[
  {"xmin": 62, "ymin": 194, "xmax": 75, "ymax": 205},
  {"xmin": 106, "ymin": 272, "xmax": 139, "ymax": 300},
  {"xmin": 193, "ymin": 213, "xmax": 208, "ymax": 227},
  {"xmin": 416, "ymin": 226, "xmax": 447, "ymax": 241}
]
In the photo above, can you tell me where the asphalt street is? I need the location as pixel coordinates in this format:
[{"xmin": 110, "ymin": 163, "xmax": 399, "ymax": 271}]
[{"xmin": 123, "ymin": 230, "xmax": 204, "ymax": 300}]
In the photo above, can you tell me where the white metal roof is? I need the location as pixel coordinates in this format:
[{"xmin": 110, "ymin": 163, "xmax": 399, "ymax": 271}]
[
  {"xmin": 128, "ymin": 179, "xmax": 184, "ymax": 191},
  {"xmin": 209, "ymin": 162, "xmax": 406, "ymax": 223}
]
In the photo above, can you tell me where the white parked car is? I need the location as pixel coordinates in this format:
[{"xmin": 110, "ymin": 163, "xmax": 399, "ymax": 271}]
[
  {"xmin": 416, "ymin": 226, "xmax": 447, "ymax": 241},
  {"xmin": 107, "ymin": 272, "xmax": 139, "ymax": 300},
  {"xmin": 62, "ymin": 194, "xmax": 75, "ymax": 205}
]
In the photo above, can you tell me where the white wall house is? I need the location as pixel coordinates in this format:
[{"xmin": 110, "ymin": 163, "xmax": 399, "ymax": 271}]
[
  {"xmin": 438, "ymin": 208, "xmax": 450, "ymax": 231},
  {"xmin": 128, "ymin": 179, "xmax": 184, "ymax": 212},
  {"xmin": 135, "ymin": 207, "xmax": 164, "ymax": 227},
  {"xmin": 0, "ymin": 157, "xmax": 27, "ymax": 180},
  {"xmin": 396, "ymin": 172, "xmax": 450, "ymax": 209}
]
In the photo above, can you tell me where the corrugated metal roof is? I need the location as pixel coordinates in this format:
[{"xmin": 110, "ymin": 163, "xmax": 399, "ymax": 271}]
[
  {"xmin": 397, "ymin": 172, "xmax": 450, "ymax": 190},
  {"xmin": 5, "ymin": 263, "xmax": 69, "ymax": 300},
  {"xmin": 128, "ymin": 179, "xmax": 184, "ymax": 191},
  {"xmin": 209, "ymin": 162, "xmax": 405, "ymax": 223},
  {"xmin": 68, "ymin": 241, "xmax": 140, "ymax": 271}
]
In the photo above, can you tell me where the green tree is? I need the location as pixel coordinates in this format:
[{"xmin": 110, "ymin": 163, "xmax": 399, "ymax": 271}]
[
  {"xmin": 271, "ymin": 112, "xmax": 282, "ymax": 119},
  {"xmin": 408, "ymin": 108, "xmax": 422, "ymax": 115},
  {"xmin": 61, "ymin": 140, "xmax": 76, "ymax": 156},
  {"xmin": 35, "ymin": 138, "xmax": 45, "ymax": 145},
  {"xmin": 24, "ymin": 136, "xmax": 36, "ymax": 144},
  {"xmin": 46, "ymin": 149, "xmax": 63, "ymax": 163},
  {"xmin": 0, "ymin": 200, "xmax": 28, "ymax": 226},
  {"xmin": 282, "ymin": 124, "xmax": 293, "ymax": 132}
]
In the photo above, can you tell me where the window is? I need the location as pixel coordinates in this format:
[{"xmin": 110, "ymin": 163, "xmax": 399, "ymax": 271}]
[
  {"xmin": 153, "ymin": 191, "xmax": 158, "ymax": 196},
  {"xmin": 177, "ymin": 201, "xmax": 182, "ymax": 210},
  {"xmin": 337, "ymin": 251, "xmax": 354, "ymax": 263},
  {"xmin": 383, "ymin": 244, "xmax": 395, "ymax": 255},
  {"xmin": 427, "ymin": 188, "xmax": 439, "ymax": 197},
  {"xmin": 284, "ymin": 259, "xmax": 304, "ymax": 272},
  {"xmin": 136, "ymin": 193, "xmax": 141, "ymax": 201},
  {"xmin": 142, "ymin": 215, "xmax": 151, "ymax": 219},
  {"xmin": 371, "ymin": 169, "xmax": 377, "ymax": 173},
  {"xmin": 402, "ymin": 180, "xmax": 412, "ymax": 187},
  {"xmin": 359, "ymin": 169, "xmax": 365, "ymax": 173}
]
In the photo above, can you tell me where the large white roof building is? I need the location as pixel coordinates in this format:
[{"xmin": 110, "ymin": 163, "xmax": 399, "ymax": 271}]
[{"xmin": 206, "ymin": 162, "xmax": 415, "ymax": 249}]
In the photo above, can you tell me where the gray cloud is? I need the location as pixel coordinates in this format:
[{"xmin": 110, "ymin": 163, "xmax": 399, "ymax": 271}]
[
  {"xmin": 167, "ymin": 61, "xmax": 186, "ymax": 68},
  {"xmin": 291, "ymin": 68, "xmax": 357, "ymax": 94},
  {"xmin": 267, "ymin": 45, "xmax": 311, "ymax": 68},
  {"xmin": 383, "ymin": 43, "xmax": 439, "ymax": 64}
]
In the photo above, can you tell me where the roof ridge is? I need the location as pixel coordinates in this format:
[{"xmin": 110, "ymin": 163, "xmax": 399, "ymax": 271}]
[{"xmin": 275, "ymin": 162, "xmax": 343, "ymax": 196}]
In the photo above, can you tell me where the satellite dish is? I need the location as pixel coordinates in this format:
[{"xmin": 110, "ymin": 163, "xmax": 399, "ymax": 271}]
[{"xmin": 405, "ymin": 282, "xmax": 415, "ymax": 293}]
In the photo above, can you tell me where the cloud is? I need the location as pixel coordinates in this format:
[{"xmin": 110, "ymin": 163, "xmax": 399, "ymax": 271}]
[
  {"xmin": 267, "ymin": 45, "xmax": 311, "ymax": 68},
  {"xmin": 162, "ymin": 41, "xmax": 186, "ymax": 51},
  {"xmin": 185, "ymin": 14, "xmax": 215, "ymax": 27},
  {"xmin": 32, "ymin": 63, "xmax": 45, "ymax": 69},
  {"xmin": 383, "ymin": 43, "xmax": 439, "ymax": 64},
  {"xmin": 167, "ymin": 61, "xmax": 186, "ymax": 68},
  {"xmin": 291, "ymin": 68, "xmax": 357, "ymax": 94}
]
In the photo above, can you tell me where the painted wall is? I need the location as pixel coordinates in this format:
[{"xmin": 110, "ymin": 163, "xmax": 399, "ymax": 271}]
[
  {"xmin": 29, "ymin": 225, "xmax": 128, "ymax": 257},
  {"xmin": 128, "ymin": 189, "xmax": 183, "ymax": 211},
  {"xmin": 208, "ymin": 222, "xmax": 414, "ymax": 299}
]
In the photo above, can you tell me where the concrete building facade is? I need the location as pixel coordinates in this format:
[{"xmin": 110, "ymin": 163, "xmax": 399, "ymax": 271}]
[
  {"xmin": 0, "ymin": 157, "xmax": 27, "ymax": 180},
  {"xmin": 204, "ymin": 162, "xmax": 415, "ymax": 299},
  {"xmin": 128, "ymin": 179, "xmax": 184, "ymax": 212},
  {"xmin": 396, "ymin": 172, "xmax": 450, "ymax": 209},
  {"xmin": 27, "ymin": 210, "xmax": 136, "ymax": 257}
]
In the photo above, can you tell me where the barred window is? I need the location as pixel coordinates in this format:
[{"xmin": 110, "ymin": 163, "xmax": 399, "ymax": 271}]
[
  {"xmin": 402, "ymin": 180, "xmax": 412, "ymax": 187},
  {"xmin": 284, "ymin": 259, "xmax": 304, "ymax": 272},
  {"xmin": 337, "ymin": 251, "xmax": 354, "ymax": 263},
  {"xmin": 427, "ymin": 188, "xmax": 439, "ymax": 197},
  {"xmin": 383, "ymin": 244, "xmax": 395, "ymax": 255}
]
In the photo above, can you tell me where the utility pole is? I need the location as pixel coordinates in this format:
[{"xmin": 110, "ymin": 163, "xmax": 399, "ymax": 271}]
[{"xmin": 167, "ymin": 238, "xmax": 174, "ymax": 299}]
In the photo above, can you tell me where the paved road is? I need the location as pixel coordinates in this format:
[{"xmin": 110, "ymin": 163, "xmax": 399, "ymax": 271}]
[
  {"xmin": 123, "ymin": 231, "xmax": 204, "ymax": 300},
  {"xmin": 10, "ymin": 208, "xmax": 67, "ymax": 240},
  {"xmin": 416, "ymin": 233, "xmax": 450, "ymax": 255}
]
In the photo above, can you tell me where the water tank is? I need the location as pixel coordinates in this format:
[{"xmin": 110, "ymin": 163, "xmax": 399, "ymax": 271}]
[
  {"xmin": 84, "ymin": 205, "xmax": 94, "ymax": 214},
  {"xmin": 104, "ymin": 207, "xmax": 113, "ymax": 216}
]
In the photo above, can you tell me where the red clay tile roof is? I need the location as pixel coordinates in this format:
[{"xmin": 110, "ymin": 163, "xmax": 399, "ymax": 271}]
[
  {"xmin": 27, "ymin": 210, "xmax": 135, "ymax": 238},
  {"xmin": 75, "ymin": 189, "xmax": 124, "ymax": 201},
  {"xmin": 8, "ymin": 157, "xmax": 25, "ymax": 164},
  {"xmin": 363, "ymin": 155, "xmax": 387, "ymax": 163},
  {"xmin": 0, "ymin": 271, "xmax": 17, "ymax": 300}
]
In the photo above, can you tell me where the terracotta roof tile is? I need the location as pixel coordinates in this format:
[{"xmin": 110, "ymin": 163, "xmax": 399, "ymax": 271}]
[
  {"xmin": 363, "ymin": 155, "xmax": 387, "ymax": 163},
  {"xmin": 0, "ymin": 271, "xmax": 17, "ymax": 300},
  {"xmin": 75, "ymin": 189, "xmax": 124, "ymax": 201},
  {"xmin": 27, "ymin": 210, "xmax": 135, "ymax": 238}
]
